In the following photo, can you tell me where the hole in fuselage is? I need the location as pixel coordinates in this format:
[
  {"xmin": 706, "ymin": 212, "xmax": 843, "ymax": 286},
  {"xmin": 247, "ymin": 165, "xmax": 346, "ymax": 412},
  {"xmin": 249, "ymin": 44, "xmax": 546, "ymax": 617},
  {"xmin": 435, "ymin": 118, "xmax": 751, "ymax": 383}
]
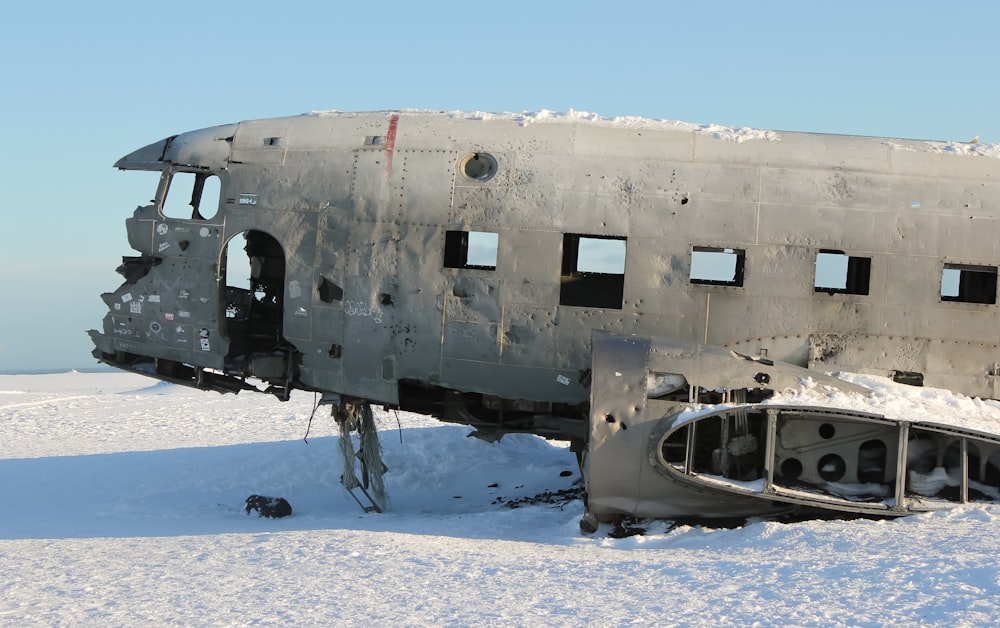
[
  {"xmin": 817, "ymin": 453, "xmax": 847, "ymax": 482},
  {"xmin": 781, "ymin": 458, "xmax": 803, "ymax": 480},
  {"xmin": 222, "ymin": 230, "xmax": 287, "ymax": 361}
]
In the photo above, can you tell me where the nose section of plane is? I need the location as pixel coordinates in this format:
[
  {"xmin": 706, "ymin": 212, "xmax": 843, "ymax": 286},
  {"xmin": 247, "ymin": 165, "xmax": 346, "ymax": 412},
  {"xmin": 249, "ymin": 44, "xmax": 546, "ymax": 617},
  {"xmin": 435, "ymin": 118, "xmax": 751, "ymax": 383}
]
[
  {"xmin": 115, "ymin": 136, "xmax": 172, "ymax": 171},
  {"xmin": 114, "ymin": 123, "xmax": 239, "ymax": 171}
]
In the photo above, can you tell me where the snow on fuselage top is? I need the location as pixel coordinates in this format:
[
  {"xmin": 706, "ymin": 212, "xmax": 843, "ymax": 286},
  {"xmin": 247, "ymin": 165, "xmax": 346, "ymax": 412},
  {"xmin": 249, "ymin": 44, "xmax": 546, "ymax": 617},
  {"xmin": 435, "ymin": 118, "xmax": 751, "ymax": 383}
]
[{"xmin": 306, "ymin": 108, "xmax": 1000, "ymax": 156}]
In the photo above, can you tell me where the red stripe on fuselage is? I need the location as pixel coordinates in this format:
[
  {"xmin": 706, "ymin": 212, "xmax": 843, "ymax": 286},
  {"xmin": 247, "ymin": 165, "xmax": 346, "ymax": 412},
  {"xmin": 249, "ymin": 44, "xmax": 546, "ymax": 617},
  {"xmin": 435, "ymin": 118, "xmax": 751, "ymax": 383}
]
[{"xmin": 384, "ymin": 113, "xmax": 400, "ymax": 176}]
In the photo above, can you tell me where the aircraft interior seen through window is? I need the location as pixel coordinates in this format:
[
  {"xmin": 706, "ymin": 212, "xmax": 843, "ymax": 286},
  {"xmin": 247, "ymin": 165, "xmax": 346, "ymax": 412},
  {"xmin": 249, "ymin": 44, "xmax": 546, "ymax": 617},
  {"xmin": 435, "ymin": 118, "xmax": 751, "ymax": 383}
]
[
  {"xmin": 559, "ymin": 234, "xmax": 626, "ymax": 309},
  {"xmin": 941, "ymin": 263, "xmax": 998, "ymax": 304},
  {"xmin": 814, "ymin": 250, "xmax": 871, "ymax": 295}
]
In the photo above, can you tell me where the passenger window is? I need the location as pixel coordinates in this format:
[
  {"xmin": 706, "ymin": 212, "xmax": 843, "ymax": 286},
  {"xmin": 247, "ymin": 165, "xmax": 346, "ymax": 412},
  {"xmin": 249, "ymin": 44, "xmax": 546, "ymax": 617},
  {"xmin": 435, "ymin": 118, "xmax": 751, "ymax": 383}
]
[
  {"xmin": 941, "ymin": 263, "xmax": 997, "ymax": 304},
  {"xmin": 160, "ymin": 171, "xmax": 221, "ymax": 220},
  {"xmin": 690, "ymin": 246, "xmax": 745, "ymax": 286},
  {"xmin": 559, "ymin": 234, "xmax": 626, "ymax": 309},
  {"xmin": 814, "ymin": 250, "xmax": 871, "ymax": 295},
  {"xmin": 444, "ymin": 230, "xmax": 498, "ymax": 270}
]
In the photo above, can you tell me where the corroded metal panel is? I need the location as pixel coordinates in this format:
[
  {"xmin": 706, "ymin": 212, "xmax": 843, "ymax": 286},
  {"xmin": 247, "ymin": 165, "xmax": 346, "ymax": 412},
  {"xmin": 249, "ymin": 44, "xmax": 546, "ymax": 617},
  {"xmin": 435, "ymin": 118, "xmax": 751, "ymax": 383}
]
[
  {"xmin": 630, "ymin": 198, "xmax": 758, "ymax": 244},
  {"xmin": 445, "ymin": 280, "xmax": 501, "ymax": 324},
  {"xmin": 892, "ymin": 212, "xmax": 1000, "ymax": 258},
  {"xmin": 500, "ymin": 305, "xmax": 558, "ymax": 367},
  {"xmin": 757, "ymin": 204, "xmax": 892, "ymax": 251},
  {"xmin": 443, "ymin": 322, "xmax": 500, "ymax": 362},
  {"xmin": 392, "ymin": 149, "xmax": 457, "ymax": 225},
  {"xmin": 499, "ymin": 231, "xmax": 562, "ymax": 307},
  {"xmin": 586, "ymin": 333, "xmax": 650, "ymax": 517}
]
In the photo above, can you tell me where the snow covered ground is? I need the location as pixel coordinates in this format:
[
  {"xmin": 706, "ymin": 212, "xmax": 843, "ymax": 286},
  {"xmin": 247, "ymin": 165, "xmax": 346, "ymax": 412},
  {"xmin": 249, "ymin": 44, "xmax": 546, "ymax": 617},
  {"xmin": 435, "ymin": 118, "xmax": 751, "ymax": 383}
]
[{"xmin": 3, "ymin": 371, "xmax": 1000, "ymax": 625}]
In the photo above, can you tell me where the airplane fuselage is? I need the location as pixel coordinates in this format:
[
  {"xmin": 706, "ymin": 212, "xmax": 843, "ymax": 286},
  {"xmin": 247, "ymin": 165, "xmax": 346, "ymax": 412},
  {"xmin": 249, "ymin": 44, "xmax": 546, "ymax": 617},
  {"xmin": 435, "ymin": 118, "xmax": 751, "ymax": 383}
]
[{"xmin": 91, "ymin": 110, "xmax": 1000, "ymax": 444}]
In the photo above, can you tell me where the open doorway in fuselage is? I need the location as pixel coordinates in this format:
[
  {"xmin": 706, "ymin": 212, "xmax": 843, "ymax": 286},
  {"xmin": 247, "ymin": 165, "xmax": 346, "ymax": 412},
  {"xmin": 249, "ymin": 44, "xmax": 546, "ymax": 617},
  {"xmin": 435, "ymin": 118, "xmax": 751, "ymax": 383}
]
[{"xmin": 221, "ymin": 230, "xmax": 288, "ymax": 369}]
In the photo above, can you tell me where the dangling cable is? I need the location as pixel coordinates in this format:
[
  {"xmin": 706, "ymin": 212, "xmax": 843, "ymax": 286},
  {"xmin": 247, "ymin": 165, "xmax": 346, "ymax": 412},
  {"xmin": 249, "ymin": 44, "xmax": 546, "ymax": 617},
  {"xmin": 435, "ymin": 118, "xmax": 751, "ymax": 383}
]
[{"xmin": 303, "ymin": 391, "xmax": 320, "ymax": 443}]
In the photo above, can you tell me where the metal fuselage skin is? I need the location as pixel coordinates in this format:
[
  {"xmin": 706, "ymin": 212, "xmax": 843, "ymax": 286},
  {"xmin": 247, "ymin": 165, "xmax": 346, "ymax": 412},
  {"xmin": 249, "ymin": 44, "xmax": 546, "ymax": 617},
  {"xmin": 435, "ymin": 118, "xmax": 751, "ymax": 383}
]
[{"xmin": 91, "ymin": 110, "xmax": 1000, "ymax": 443}]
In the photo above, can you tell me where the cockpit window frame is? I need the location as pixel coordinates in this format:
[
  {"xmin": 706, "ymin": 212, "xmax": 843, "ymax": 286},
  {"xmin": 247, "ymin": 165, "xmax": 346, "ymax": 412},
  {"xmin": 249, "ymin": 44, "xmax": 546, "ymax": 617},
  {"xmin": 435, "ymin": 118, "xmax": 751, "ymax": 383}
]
[{"xmin": 157, "ymin": 168, "xmax": 222, "ymax": 221}]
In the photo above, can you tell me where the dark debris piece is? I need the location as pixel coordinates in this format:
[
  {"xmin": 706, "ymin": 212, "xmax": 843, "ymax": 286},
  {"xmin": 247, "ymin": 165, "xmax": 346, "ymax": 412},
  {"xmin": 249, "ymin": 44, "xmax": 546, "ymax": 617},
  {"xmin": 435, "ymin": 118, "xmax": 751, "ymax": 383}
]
[
  {"xmin": 608, "ymin": 516, "xmax": 647, "ymax": 539},
  {"xmin": 493, "ymin": 486, "xmax": 585, "ymax": 510},
  {"xmin": 245, "ymin": 495, "xmax": 292, "ymax": 518}
]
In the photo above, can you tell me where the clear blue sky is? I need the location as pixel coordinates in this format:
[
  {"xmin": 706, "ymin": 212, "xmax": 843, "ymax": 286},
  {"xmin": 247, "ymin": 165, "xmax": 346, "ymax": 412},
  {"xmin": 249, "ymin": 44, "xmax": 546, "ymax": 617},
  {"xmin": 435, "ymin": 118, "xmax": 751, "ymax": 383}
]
[{"xmin": 2, "ymin": 1, "xmax": 998, "ymax": 371}]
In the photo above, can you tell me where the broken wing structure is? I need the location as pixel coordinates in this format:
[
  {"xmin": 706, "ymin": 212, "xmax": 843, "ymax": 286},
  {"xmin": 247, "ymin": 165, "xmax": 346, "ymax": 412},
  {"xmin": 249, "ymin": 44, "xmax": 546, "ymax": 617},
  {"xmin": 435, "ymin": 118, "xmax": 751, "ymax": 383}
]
[
  {"xmin": 586, "ymin": 332, "xmax": 1000, "ymax": 522},
  {"xmin": 89, "ymin": 110, "xmax": 1000, "ymax": 521}
]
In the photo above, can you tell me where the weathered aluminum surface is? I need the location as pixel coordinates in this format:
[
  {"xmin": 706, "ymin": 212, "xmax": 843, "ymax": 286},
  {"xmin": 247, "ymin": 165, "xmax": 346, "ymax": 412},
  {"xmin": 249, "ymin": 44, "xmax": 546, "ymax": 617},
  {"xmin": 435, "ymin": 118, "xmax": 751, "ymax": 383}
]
[
  {"xmin": 91, "ymin": 111, "xmax": 1000, "ymax": 420},
  {"xmin": 89, "ymin": 110, "xmax": 1000, "ymax": 519}
]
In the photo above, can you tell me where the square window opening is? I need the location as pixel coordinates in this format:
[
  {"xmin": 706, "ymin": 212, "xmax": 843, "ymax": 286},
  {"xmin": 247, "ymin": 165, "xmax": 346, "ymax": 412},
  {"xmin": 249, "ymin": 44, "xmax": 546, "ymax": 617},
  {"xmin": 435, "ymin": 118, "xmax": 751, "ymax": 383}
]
[
  {"xmin": 690, "ymin": 247, "xmax": 745, "ymax": 287},
  {"xmin": 444, "ymin": 230, "xmax": 498, "ymax": 270},
  {"xmin": 941, "ymin": 264, "xmax": 997, "ymax": 304},
  {"xmin": 815, "ymin": 250, "xmax": 871, "ymax": 295},
  {"xmin": 560, "ymin": 234, "xmax": 626, "ymax": 309}
]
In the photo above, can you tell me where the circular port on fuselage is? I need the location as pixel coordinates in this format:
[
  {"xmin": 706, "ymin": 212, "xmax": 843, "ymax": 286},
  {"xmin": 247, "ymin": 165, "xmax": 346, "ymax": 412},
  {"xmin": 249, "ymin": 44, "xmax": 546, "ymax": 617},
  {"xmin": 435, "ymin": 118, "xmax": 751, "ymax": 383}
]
[{"xmin": 460, "ymin": 152, "xmax": 498, "ymax": 181}]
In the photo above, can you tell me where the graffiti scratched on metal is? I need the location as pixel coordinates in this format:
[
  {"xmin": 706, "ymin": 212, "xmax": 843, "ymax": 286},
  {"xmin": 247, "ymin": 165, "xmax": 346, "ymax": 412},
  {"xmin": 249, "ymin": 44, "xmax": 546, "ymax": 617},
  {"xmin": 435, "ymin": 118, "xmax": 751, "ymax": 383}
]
[{"xmin": 89, "ymin": 110, "xmax": 1000, "ymax": 521}]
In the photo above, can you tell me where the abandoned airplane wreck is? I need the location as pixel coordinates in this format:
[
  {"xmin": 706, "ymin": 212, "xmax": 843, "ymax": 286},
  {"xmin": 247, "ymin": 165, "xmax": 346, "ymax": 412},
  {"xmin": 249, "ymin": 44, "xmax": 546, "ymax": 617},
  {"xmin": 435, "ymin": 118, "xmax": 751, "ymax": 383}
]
[
  {"xmin": 586, "ymin": 333, "xmax": 1000, "ymax": 524},
  {"xmin": 89, "ymin": 109, "xmax": 1000, "ymax": 522}
]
